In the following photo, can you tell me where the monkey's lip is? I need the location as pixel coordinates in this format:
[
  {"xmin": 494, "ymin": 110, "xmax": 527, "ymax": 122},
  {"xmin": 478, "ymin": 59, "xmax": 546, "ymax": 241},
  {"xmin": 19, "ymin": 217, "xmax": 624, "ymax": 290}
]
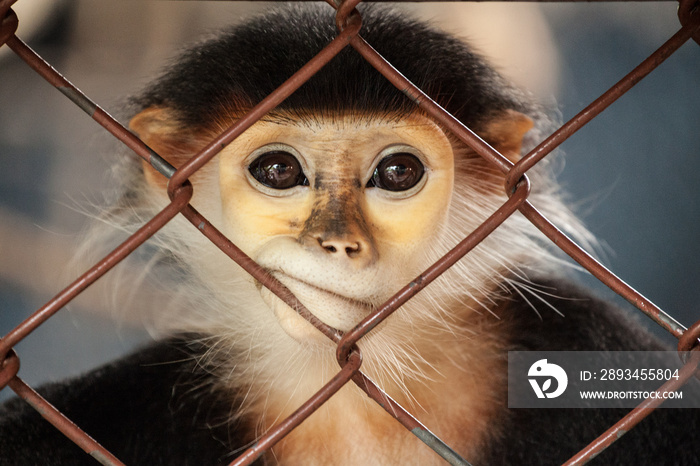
[{"xmin": 259, "ymin": 271, "xmax": 375, "ymax": 335}]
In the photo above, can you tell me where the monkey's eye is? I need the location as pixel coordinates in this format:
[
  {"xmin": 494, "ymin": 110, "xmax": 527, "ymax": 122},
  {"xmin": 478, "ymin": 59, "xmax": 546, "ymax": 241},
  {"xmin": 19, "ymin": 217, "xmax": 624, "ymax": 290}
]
[
  {"xmin": 248, "ymin": 151, "xmax": 308, "ymax": 190},
  {"xmin": 367, "ymin": 153, "xmax": 425, "ymax": 192}
]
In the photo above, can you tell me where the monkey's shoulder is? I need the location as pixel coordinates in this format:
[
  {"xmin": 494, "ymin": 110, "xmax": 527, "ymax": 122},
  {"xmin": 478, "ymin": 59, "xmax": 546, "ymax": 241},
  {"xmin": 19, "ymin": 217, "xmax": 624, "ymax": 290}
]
[
  {"xmin": 489, "ymin": 278, "xmax": 700, "ymax": 465},
  {"xmin": 0, "ymin": 337, "xmax": 244, "ymax": 465},
  {"xmin": 498, "ymin": 278, "xmax": 667, "ymax": 351}
]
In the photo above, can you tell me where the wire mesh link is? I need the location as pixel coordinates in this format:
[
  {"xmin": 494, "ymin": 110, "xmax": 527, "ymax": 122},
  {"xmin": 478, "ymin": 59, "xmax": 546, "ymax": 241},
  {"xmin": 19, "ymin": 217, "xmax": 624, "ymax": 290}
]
[
  {"xmin": 230, "ymin": 351, "xmax": 363, "ymax": 466},
  {"xmin": 1, "ymin": 0, "xmax": 699, "ymax": 465},
  {"xmin": 679, "ymin": 0, "xmax": 700, "ymax": 45}
]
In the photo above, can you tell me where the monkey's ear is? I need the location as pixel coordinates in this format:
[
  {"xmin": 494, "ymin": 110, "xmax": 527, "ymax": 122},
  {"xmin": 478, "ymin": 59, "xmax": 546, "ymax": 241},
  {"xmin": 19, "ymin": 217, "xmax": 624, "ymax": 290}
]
[
  {"xmin": 129, "ymin": 107, "xmax": 198, "ymax": 189},
  {"xmin": 481, "ymin": 109, "xmax": 534, "ymax": 162}
]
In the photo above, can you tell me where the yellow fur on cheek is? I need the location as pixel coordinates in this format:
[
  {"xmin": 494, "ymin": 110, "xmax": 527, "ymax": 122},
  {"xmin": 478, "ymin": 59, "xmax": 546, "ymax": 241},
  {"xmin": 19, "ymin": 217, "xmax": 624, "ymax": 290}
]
[
  {"xmin": 218, "ymin": 167, "xmax": 312, "ymax": 255},
  {"xmin": 366, "ymin": 168, "xmax": 454, "ymax": 249},
  {"xmin": 364, "ymin": 116, "xmax": 455, "ymax": 249}
]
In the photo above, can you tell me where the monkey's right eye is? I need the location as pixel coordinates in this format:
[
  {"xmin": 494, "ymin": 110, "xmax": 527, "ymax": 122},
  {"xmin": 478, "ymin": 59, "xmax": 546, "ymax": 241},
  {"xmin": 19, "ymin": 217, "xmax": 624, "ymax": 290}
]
[{"xmin": 248, "ymin": 151, "xmax": 308, "ymax": 190}]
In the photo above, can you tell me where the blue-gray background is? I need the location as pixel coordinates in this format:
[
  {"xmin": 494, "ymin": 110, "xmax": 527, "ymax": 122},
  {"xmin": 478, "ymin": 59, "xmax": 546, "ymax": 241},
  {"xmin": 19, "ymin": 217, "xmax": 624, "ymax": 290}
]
[{"xmin": 1, "ymin": 2, "xmax": 698, "ymax": 401}]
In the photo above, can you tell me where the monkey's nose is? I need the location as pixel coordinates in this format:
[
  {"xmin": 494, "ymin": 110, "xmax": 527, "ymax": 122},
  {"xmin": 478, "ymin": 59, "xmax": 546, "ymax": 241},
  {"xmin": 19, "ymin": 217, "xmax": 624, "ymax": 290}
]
[{"xmin": 318, "ymin": 236, "xmax": 361, "ymax": 257}]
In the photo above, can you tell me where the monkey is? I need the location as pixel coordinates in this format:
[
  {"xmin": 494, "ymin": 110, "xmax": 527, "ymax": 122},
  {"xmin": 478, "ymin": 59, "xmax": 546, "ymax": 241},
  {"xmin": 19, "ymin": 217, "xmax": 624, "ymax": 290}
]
[{"xmin": 1, "ymin": 4, "xmax": 699, "ymax": 465}]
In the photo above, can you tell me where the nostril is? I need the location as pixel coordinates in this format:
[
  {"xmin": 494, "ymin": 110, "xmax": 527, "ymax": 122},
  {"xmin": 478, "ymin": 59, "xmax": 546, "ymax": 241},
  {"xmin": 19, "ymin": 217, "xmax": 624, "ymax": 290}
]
[
  {"xmin": 317, "ymin": 236, "xmax": 335, "ymax": 253},
  {"xmin": 344, "ymin": 243, "xmax": 360, "ymax": 256}
]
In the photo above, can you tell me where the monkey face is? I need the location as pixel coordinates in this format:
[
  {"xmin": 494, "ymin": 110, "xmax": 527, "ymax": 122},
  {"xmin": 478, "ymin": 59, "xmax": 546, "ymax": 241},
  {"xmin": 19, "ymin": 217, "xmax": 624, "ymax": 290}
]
[
  {"xmin": 130, "ymin": 103, "xmax": 537, "ymax": 352},
  {"xmin": 217, "ymin": 112, "xmax": 454, "ymax": 342}
]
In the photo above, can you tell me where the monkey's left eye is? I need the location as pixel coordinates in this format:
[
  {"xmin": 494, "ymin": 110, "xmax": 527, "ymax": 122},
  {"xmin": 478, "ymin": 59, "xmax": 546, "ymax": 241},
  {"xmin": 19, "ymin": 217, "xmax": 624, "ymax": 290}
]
[
  {"xmin": 248, "ymin": 151, "xmax": 308, "ymax": 190},
  {"xmin": 367, "ymin": 153, "xmax": 425, "ymax": 192}
]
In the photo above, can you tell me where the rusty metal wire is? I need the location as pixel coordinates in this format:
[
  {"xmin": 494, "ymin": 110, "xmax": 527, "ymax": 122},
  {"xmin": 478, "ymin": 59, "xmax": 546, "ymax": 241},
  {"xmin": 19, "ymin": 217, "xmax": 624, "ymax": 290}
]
[{"xmin": 1, "ymin": 0, "xmax": 699, "ymax": 465}]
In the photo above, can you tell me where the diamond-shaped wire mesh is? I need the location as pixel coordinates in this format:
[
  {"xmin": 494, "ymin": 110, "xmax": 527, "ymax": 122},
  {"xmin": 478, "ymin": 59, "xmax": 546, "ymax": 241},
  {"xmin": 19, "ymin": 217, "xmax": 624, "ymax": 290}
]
[{"xmin": 0, "ymin": 1, "xmax": 699, "ymax": 464}]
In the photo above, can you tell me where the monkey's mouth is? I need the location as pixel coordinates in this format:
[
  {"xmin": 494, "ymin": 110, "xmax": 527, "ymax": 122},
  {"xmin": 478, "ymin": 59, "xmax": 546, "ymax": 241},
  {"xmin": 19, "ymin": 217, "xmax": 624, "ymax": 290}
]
[{"xmin": 258, "ymin": 272, "xmax": 375, "ymax": 340}]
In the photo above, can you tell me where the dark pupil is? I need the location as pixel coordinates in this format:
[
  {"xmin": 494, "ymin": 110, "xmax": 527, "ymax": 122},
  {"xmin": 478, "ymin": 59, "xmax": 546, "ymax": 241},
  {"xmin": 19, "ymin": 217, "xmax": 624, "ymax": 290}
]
[
  {"xmin": 249, "ymin": 151, "xmax": 307, "ymax": 190},
  {"xmin": 370, "ymin": 153, "xmax": 424, "ymax": 191}
]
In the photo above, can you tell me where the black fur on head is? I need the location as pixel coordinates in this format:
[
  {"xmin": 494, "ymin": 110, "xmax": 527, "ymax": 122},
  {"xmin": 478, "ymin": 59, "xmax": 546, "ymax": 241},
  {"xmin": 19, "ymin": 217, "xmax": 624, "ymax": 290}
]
[{"xmin": 132, "ymin": 4, "xmax": 535, "ymax": 133}]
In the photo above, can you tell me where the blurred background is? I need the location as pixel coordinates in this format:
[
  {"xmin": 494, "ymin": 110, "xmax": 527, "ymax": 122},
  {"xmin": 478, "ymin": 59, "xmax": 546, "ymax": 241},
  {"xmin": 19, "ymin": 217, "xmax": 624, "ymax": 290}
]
[{"xmin": 1, "ymin": 1, "xmax": 699, "ymax": 401}]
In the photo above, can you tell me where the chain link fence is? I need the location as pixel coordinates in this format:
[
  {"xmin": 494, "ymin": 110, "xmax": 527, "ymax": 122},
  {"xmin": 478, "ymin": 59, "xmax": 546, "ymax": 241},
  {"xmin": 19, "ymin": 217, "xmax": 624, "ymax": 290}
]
[{"xmin": 1, "ymin": 0, "xmax": 699, "ymax": 464}]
